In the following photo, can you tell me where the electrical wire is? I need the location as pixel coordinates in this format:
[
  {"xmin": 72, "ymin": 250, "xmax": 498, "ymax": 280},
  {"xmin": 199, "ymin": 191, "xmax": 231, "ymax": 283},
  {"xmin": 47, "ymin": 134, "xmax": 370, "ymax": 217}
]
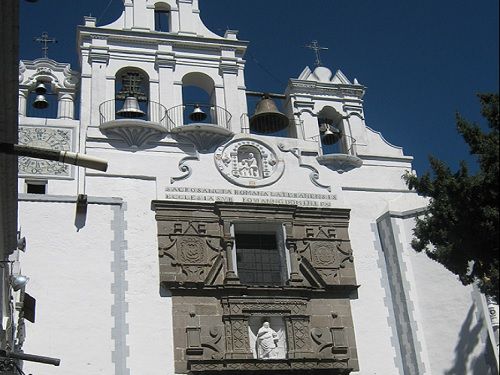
[
  {"xmin": 246, "ymin": 50, "xmax": 287, "ymax": 88},
  {"xmin": 97, "ymin": 0, "xmax": 115, "ymax": 25}
]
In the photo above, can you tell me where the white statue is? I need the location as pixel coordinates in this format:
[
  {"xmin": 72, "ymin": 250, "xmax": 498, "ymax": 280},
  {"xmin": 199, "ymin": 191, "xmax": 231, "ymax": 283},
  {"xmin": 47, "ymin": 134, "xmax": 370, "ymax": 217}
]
[
  {"xmin": 256, "ymin": 321, "xmax": 279, "ymax": 359},
  {"xmin": 238, "ymin": 152, "xmax": 259, "ymax": 178}
]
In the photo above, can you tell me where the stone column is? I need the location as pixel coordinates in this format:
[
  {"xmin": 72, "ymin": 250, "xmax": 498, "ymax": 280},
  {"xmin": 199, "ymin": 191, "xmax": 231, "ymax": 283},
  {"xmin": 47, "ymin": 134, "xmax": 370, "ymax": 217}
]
[
  {"xmin": 286, "ymin": 240, "xmax": 303, "ymax": 285},
  {"xmin": 223, "ymin": 239, "xmax": 239, "ymax": 285},
  {"xmin": 156, "ymin": 44, "xmax": 176, "ymax": 128},
  {"xmin": 220, "ymin": 50, "xmax": 241, "ymax": 132},
  {"xmin": 292, "ymin": 101, "xmax": 317, "ymax": 142},
  {"xmin": 177, "ymin": 0, "xmax": 196, "ymax": 34},
  {"xmin": 57, "ymin": 91, "xmax": 75, "ymax": 119},
  {"xmin": 88, "ymin": 38, "xmax": 110, "ymax": 127},
  {"xmin": 18, "ymin": 89, "xmax": 28, "ymax": 117},
  {"xmin": 223, "ymin": 221, "xmax": 239, "ymax": 285}
]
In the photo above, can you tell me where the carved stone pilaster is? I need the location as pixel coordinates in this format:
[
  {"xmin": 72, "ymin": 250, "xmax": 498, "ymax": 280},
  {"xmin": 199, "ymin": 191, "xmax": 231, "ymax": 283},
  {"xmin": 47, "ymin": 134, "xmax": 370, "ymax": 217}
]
[
  {"xmin": 223, "ymin": 317, "xmax": 251, "ymax": 359},
  {"xmin": 286, "ymin": 240, "xmax": 303, "ymax": 285},
  {"xmin": 223, "ymin": 239, "xmax": 240, "ymax": 285}
]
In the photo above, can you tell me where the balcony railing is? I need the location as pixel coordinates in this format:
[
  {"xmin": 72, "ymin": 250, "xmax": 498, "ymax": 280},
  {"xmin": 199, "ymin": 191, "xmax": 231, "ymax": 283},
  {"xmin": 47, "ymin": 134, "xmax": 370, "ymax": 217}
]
[
  {"xmin": 99, "ymin": 99, "xmax": 168, "ymax": 128},
  {"xmin": 165, "ymin": 103, "xmax": 232, "ymax": 132}
]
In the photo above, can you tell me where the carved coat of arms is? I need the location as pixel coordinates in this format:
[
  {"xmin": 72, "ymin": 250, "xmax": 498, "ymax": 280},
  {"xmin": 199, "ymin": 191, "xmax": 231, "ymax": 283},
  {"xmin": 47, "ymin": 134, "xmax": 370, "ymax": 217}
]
[{"xmin": 214, "ymin": 139, "xmax": 285, "ymax": 188}]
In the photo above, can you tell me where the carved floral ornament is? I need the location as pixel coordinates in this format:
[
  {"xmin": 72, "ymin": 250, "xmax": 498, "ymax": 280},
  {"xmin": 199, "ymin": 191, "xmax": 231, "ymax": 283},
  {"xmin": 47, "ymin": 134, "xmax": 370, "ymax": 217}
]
[{"xmin": 214, "ymin": 139, "xmax": 285, "ymax": 188}]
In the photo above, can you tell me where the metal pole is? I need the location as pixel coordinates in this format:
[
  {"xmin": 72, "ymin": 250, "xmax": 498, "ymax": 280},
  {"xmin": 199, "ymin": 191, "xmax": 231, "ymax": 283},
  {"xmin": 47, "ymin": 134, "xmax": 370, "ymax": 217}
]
[
  {"xmin": 0, "ymin": 143, "xmax": 108, "ymax": 172},
  {"xmin": 0, "ymin": 350, "xmax": 60, "ymax": 366}
]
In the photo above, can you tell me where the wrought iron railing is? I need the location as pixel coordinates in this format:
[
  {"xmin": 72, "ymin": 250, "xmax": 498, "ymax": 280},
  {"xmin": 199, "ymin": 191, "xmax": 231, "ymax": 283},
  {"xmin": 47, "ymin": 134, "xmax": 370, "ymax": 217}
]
[
  {"xmin": 165, "ymin": 103, "xmax": 232, "ymax": 132},
  {"xmin": 99, "ymin": 99, "xmax": 169, "ymax": 128},
  {"xmin": 314, "ymin": 134, "xmax": 358, "ymax": 156}
]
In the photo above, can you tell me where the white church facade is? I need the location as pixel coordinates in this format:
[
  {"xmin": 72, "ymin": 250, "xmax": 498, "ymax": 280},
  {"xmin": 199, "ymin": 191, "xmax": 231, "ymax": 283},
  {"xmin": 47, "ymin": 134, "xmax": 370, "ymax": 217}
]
[{"xmin": 2, "ymin": 1, "xmax": 498, "ymax": 374}]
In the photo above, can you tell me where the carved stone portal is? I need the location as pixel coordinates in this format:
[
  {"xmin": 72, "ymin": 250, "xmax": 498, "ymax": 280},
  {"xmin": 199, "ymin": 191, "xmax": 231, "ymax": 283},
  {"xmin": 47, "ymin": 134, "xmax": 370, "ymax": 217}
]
[{"xmin": 153, "ymin": 201, "xmax": 359, "ymax": 373}]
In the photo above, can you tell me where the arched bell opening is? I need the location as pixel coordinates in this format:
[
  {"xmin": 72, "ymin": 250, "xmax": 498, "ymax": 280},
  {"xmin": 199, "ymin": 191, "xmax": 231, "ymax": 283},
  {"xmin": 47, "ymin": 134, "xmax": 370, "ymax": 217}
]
[
  {"xmin": 99, "ymin": 67, "xmax": 168, "ymax": 148},
  {"xmin": 317, "ymin": 106, "xmax": 346, "ymax": 155},
  {"xmin": 247, "ymin": 93, "xmax": 291, "ymax": 138},
  {"xmin": 27, "ymin": 80, "xmax": 58, "ymax": 118},
  {"xmin": 166, "ymin": 72, "xmax": 233, "ymax": 152},
  {"xmin": 114, "ymin": 67, "xmax": 150, "ymax": 120},
  {"xmin": 170, "ymin": 72, "xmax": 231, "ymax": 128}
]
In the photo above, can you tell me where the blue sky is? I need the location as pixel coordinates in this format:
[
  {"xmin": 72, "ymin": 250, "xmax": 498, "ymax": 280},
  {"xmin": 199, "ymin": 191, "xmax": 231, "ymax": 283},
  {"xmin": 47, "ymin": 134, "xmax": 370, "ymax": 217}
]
[{"xmin": 19, "ymin": 0, "xmax": 499, "ymax": 175}]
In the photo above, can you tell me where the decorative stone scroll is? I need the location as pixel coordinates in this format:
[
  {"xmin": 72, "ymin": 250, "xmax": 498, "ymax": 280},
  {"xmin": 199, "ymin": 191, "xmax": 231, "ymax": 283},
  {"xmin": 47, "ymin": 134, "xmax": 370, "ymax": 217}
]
[{"xmin": 214, "ymin": 138, "xmax": 285, "ymax": 188}]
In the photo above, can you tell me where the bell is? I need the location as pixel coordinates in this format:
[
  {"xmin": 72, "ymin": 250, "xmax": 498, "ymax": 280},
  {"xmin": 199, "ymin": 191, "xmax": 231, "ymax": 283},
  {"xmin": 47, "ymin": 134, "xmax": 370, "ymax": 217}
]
[
  {"xmin": 33, "ymin": 94, "xmax": 49, "ymax": 109},
  {"xmin": 116, "ymin": 96, "xmax": 146, "ymax": 118},
  {"xmin": 35, "ymin": 82, "xmax": 47, "ymax": 94},
  {"xmin": 189, "ymin": 104, "xmax": 207, "ymax": 122},
  {"xmin": 321, "ymin": 125, "xmax": 342, "ymax": 145},
  {"xmin": 250, "ymin": 95, "xmax": 289, "ymax": 133}
]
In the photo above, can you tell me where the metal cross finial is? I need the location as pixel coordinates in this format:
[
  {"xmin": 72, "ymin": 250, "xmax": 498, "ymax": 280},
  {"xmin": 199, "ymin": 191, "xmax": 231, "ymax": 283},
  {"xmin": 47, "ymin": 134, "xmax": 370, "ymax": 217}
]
[
  {"xmin": 33, "ymin": 32, "xmax": 57, "ymax": 58},
  {"xmin": 305, "ymin": 40, "xmax": 329, "ymax": 67}
]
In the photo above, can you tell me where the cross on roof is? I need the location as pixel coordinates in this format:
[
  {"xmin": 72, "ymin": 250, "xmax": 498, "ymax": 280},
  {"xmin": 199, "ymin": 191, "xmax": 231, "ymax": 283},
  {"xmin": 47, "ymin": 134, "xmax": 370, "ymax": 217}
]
[
  {"xmin": 305, "ymin": 40, "xmax": 329, "ymax": 67},
  {"xmin": 34, "ymin": 32, "xmax": 57, "ymax": 58}
]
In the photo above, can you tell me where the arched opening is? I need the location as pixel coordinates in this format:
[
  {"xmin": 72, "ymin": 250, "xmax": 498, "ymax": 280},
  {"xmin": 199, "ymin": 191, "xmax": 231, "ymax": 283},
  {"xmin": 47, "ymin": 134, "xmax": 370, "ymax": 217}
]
[
  {"xmin": 181, "ymin": 72, "xmax": 220, "ymax": 125},
  {"xmin": 154, "ymin": 2, "xmax": 171, "ymax": 32},
  {"xmin": 27, "ymin": 79, "xmax": 58, "ymax": 118},
  {"xmin": 317, "ymin": 106, "xmax": 345, "ymax": 154},
  {"xmin": 114, "ymin": 67, "xmax": 150, "ymax": 119}
]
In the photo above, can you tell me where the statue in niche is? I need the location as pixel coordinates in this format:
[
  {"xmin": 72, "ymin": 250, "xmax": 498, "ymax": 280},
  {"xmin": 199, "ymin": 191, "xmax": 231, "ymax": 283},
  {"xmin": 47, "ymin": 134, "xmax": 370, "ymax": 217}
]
[
  {"xmin": 256, "ymin": 322, "xmax": 279, "ymax": 359},
  {"xmin": 237, "ymin": 146, "xmax": 262, "ymax": 179},
  {"xmin": 249, "ymin": 317, "xmax": 287, "ymax": 360}
]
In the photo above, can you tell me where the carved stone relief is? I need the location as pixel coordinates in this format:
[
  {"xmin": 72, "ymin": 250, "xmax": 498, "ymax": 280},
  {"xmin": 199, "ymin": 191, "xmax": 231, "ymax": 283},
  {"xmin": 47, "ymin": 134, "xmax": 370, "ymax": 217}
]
[
  {"xmin": 18, "ymin": 126, "xmax": 73, "ymax": 178},
  {"xmin": 154, "ymin": 201, "xmax": 359, "ymax": 373},
  {"xmin": 157, "ymin": 219, "xmax": 224, "ymax": 286},
  {"xmin": 214, "ymin": 139, "xmax": 285, "ymax": 188}
]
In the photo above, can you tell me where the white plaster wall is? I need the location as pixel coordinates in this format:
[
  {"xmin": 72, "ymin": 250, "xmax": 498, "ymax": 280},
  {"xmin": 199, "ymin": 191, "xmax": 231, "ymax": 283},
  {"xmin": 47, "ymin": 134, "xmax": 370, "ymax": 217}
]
[
  {"xmin": 401, "ymin": 217, "xmax": 493, "ymax": 374},
  {"xmin": 345, "ymin": 191, "xmax": 406, "ymax": 375},
  {"xmin": 18, "ymin": 201, "xmax": 115, "ymax": 375},
  {"xmin": 87, "ymin": 176, "xmax": 174, "ymax": 375}
]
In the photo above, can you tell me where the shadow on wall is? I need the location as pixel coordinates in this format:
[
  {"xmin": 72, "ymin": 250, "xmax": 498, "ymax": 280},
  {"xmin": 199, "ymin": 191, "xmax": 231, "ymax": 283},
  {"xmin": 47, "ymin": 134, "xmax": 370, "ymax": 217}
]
[{"xmin": 445, "ymin": 304, "xmax": 493, "ymax": 375}]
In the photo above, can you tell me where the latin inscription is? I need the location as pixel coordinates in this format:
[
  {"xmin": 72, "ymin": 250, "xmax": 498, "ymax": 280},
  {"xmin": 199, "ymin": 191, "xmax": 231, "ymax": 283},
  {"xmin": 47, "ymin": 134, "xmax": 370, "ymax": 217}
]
[{"xmin": 165, "ymin": 187, "xmax": 337, "ymax": 207}]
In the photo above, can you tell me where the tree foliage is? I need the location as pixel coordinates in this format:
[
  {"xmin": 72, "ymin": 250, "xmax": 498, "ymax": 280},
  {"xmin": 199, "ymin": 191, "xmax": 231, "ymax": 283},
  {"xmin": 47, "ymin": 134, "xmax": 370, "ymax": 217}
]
[{"xmin": 404, "ymin": 94, "xmax": 499, "ymax": 302}]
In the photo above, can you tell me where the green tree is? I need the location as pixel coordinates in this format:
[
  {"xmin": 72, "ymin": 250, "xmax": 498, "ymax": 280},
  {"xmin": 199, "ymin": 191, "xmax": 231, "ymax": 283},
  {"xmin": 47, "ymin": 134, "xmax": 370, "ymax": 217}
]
[{"xmin": 404, "ymin": 94, "xmax": 499, "ymax": 302}]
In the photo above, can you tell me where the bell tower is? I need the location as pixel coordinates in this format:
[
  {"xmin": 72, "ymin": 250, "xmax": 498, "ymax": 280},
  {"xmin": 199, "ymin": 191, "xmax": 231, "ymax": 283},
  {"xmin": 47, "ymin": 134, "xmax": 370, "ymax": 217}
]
[{"xmin": 78, "ymin": 0, "xmax": 248, "ymax": 152}]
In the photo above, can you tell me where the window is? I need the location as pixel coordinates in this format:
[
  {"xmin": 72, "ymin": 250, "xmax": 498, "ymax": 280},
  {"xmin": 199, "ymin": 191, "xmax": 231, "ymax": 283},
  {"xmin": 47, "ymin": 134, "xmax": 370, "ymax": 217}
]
[
  {"xmin": 26, "ymin": 180, "xmax": 47, "ymax": 194},
  {"xmin": 234, "ymin": 223, "xmax": 289, "ymax": 286},
  {"xmin": 154, "ymin": 10, "xmax": 170, "ymax": 32}
]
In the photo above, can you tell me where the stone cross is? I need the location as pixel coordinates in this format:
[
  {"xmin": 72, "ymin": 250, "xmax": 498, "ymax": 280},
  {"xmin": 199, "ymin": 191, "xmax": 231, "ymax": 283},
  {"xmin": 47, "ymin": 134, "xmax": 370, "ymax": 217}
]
[
  {"xmin": 305, "ymin": 40, "xmax": 329, "ymax": 67},
  {"xmin": 34, "ymin": 32, "xmax": 57, "ymax": 58}
]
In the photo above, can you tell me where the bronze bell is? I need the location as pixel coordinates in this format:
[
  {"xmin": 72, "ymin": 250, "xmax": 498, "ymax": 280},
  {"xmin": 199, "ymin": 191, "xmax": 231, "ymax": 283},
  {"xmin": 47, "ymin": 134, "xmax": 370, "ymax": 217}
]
[
  {"xmin": 33, "ymin": 94, "xmax": 49, "ymax": 109},
  {"xmin": 250, "ymin": 95, "xmax": 289, "ymax": 133},
  {"xmin": 189, "ymin": 104, "xmax": 207, "ymax": 122},
  {"xmin": 35, "ymin": 82, "xmax": 47, "ymax": 94},
  {"xmin": 116, "ymin": 96, "xmax": 146, "ymax": 118},
  {"xmin": 321, "ymin": 125, "xmax": 342, "ymax": 145}
]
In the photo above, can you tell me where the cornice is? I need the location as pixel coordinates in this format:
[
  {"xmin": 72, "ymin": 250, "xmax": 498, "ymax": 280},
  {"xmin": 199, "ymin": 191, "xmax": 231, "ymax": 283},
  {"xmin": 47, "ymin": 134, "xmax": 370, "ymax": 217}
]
[
  {"xmin": 288, "ymin": 79, "xmax": 366, "ymax": 100},
  {"xmin": 77, "ymin": 26, "xmax": 249, "ymax": 54}
]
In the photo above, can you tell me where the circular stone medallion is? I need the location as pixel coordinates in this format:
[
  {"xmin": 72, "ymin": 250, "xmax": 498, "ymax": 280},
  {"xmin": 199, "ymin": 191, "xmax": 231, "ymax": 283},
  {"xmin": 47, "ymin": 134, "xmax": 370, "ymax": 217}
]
[{"xmin": 214, "ymin": 139, "xmax": 284, "ymax": 188}]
